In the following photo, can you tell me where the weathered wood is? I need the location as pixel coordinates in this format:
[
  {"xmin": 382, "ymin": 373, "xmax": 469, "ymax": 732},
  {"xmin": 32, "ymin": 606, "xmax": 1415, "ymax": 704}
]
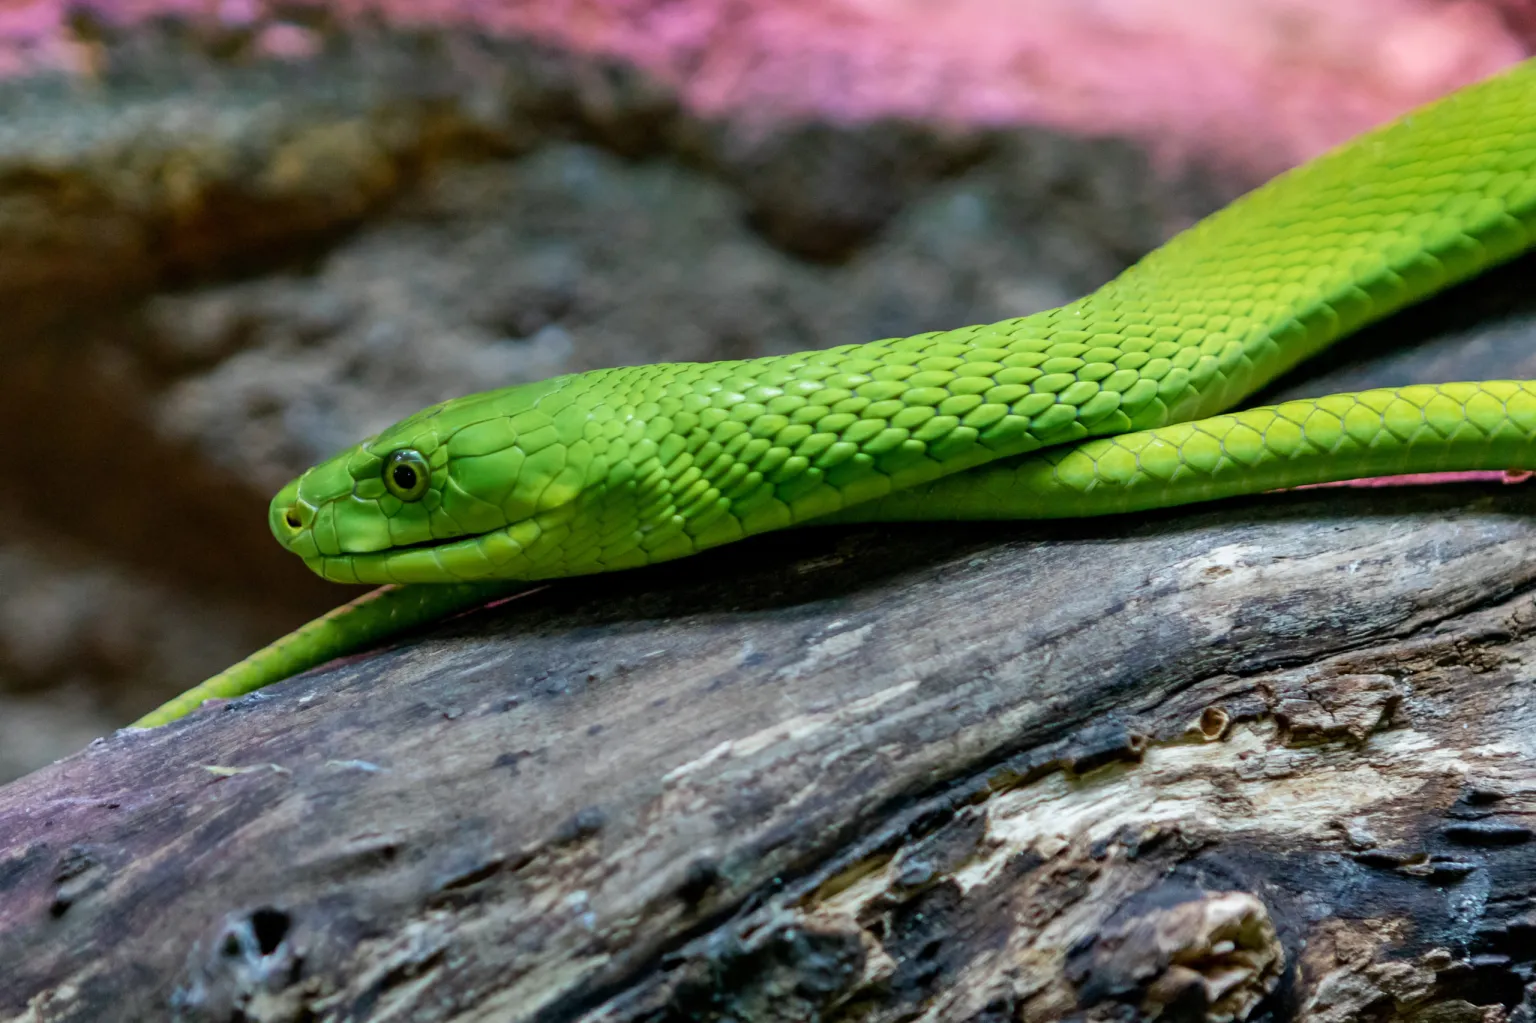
[{"xmin": 7, "ymin": 463, "xmax": 1536, "ymax": 1021}]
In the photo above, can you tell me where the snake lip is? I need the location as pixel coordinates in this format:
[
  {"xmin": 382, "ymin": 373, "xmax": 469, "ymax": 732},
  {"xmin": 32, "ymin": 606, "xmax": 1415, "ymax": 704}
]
[
  {"xmin": 395, "ymin": 535, "xmax": 456, "ymax": 551},
  {"xmin": 364, "ymin": 531, "xmax": 497, "ymax": 555}
]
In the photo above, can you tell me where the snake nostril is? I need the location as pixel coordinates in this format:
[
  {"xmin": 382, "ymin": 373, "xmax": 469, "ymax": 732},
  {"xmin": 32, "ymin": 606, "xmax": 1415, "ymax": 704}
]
[{"xmin": 284, "ymin": 507, "xmax": 302, "ymax": 530}]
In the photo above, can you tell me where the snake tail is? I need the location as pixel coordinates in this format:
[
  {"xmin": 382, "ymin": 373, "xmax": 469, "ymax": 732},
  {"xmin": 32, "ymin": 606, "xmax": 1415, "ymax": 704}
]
[{"xmin": 129, "ymin": 581, "xmax": 521, "ymax": 728}]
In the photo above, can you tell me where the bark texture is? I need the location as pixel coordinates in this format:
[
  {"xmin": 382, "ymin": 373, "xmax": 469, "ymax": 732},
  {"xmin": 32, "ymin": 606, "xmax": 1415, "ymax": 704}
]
[{"xmin": 8, "ymin": 461, "xmax": 1536, "ymax": 1022}]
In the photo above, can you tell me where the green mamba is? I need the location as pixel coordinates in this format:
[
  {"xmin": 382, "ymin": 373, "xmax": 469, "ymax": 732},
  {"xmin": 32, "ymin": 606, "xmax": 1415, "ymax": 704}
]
[{"xmin": 136, "ymin": 58, "xmax": 1536, "ymax": 728}]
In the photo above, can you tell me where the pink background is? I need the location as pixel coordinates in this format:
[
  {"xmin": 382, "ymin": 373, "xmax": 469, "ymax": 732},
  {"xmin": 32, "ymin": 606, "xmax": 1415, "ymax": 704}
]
[{"xmin": 1, "ymin": 0, "xmax": 1530, "ymax": 173}]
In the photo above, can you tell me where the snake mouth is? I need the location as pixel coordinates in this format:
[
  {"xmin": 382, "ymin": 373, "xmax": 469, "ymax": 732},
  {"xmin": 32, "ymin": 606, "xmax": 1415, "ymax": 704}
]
[
  {"xmin": 378, "ymin": 531, "xmax": 497, "ymax": 554},
  {"xmin": 305, "ymin": 521, "xmax": 536, "ymax": 585}
]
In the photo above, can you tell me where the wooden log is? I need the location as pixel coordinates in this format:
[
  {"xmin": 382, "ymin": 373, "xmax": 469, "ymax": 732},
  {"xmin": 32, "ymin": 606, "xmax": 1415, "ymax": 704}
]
[{"xmin": 7, "ymin": 456, "xmax": 1536, "ymax": 1020}]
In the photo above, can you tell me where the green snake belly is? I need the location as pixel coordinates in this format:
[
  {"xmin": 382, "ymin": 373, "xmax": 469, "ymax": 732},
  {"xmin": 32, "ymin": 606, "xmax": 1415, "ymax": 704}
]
[{"xmin": 133, "ymin": 58, "xmax": 1536, "ymax": 728}]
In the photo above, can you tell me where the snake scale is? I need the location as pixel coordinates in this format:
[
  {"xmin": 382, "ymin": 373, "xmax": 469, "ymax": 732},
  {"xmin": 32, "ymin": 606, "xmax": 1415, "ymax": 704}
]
[{"xmin": 135, "ymin": 57, "xmax": 1536, "ymax": 728}]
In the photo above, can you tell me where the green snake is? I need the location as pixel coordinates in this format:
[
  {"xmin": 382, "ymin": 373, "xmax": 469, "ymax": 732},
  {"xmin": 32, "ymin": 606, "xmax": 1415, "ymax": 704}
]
[{"xmin": 134, "ymin": 58, "xmax": 1536, "ymax": 728}]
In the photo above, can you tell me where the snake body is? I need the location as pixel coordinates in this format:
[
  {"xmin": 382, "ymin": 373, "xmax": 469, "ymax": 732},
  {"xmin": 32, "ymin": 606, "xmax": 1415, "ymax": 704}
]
[{"xmin": 135, "ymin": 58, "xmax": 1536, "ymax": 728}]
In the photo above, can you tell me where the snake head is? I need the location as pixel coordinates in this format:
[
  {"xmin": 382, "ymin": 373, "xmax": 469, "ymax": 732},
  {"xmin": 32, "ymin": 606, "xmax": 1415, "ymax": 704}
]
[{"xmin": 268, "ymin": 375, "xmax": 610, "ymax": 585}]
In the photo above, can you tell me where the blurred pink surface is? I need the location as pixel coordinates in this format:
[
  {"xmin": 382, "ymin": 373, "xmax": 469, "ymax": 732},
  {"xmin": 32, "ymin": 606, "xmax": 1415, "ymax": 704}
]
[
  {"xmin": 1288, "ymin": 470, "xmax": 1536, "ymax": 489},
  {"xmin": 1, "ymin": 1, "xmax": 1529, "ymax": 170}
]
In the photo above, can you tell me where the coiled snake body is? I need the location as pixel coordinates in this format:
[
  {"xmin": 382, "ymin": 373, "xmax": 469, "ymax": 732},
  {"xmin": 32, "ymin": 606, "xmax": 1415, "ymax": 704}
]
[{"xmin": 137, "ymin": 58, "xmax": 1536, "ymax": 727}]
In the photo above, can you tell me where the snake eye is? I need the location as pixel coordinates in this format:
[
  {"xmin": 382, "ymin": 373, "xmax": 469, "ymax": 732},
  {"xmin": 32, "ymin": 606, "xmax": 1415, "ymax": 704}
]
[{"xmin": 383, "ymin": 449, "xmax": 431, "ymax": 501}]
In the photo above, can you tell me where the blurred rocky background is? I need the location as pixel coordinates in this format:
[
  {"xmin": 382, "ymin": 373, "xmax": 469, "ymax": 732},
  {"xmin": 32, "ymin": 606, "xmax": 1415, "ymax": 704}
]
[{"xmin": 0, "ymin": 0, "xmax": 1531, "ymax": 782}]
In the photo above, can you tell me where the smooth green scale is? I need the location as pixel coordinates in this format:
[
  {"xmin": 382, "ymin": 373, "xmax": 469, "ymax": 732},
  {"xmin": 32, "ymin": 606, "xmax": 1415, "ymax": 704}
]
[{"xmin": 132, "ymin": 59, "xmax": 1536, "ymax": 728}]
